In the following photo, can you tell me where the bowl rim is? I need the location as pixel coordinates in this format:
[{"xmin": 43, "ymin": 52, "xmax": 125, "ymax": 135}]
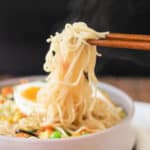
[{"xmin": 0, "ymin": 75, "xmax": 134, "ymax": 143}]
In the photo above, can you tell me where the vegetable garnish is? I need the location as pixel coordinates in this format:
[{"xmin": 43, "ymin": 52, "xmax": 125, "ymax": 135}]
[
  {"xmin": 15, "ymin": 129, "xmax": 38, "ymax": 137},
  {"xmin": 50, "ymin": 131, "xmax": 62, "ymax": 139},
  {"xmin": 1, "ymin": 87, "xmax": 13, "ymax": 97}
]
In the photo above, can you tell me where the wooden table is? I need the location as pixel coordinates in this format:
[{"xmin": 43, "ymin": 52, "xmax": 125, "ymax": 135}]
[
  {"xmin": 101, "ymin": 77, "xmax": 150, "ymax": 103},
  {"xmin": 0, "ymin": 76, "xmax": 149, "ymax": 102}
]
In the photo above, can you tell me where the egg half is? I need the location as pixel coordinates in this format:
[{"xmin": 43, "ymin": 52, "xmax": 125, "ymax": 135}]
[{"xmin": 14, "ymin": 81, "xmax": 46, "ymax": 115}]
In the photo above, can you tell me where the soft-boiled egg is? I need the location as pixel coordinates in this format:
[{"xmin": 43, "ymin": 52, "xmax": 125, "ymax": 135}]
[{"xmin": 14, "ymin": 81, "xmax": 46, "ymax": 115}]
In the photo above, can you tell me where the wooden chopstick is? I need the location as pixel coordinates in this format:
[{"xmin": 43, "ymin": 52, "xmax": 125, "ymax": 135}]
[
  {"xmin": 88, "ymin": 33, "xmax": 150, "ymax": 51},
  {"xmin": 106, "ymin": 33, "xmax": 150, "ymax": 42}
]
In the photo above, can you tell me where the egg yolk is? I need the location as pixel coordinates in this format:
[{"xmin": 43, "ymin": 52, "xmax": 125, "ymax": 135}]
[{"xmin": 21, "ymin": 87, "xmax": 40, "ymax": 101}]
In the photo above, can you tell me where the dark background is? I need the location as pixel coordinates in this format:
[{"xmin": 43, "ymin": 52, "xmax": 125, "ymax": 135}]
[{"xmin": 0, "ymin": 0, "xmax": 150, "ymax": 76}]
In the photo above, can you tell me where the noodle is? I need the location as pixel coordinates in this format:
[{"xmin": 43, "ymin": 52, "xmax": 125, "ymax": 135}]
[
  {"xmin": 0, "ymin": 22, "xmax": 125, "ymax": 138},
  {"xmin": 37, "ymin": 22, "xmax": 123, "ymax": 133}
]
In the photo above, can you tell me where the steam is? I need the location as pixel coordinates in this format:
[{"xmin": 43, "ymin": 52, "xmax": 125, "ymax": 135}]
[{"xmin": 51, "ymin": 0, "xmax": 150, "ymax": 75}]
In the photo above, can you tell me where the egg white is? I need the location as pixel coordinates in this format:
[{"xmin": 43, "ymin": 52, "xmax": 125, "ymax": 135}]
[{"xmin": 14, "ymin": 81, "xmax": 46, "ymax": 115}]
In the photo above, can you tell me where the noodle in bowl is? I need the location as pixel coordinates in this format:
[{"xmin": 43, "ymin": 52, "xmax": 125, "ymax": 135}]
[{"xmin": 0, "ymin": 76, "xmax": 136, "ymax": 150}]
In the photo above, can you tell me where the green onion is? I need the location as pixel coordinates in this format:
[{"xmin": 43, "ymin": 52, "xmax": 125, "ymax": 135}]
[
  {"xmin": 50, "ymin": 130, "xmax": 62, "ymax": 139},
  {"xmin": 82, "ymin": 132, "xmax": 88, "ymax": 136},
  {"xmin": 119, "ymin": 111, "xmax": 126, "ymax": 118}
]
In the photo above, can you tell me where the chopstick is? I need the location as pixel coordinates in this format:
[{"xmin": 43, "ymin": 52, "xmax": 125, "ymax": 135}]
[
  {"xmin": 88, "ymin": 33, "xmax": 150, "ymax": 51},
  {"xmin": 106, "ymin": 33, "xmax": 150, "ymax": 42}
]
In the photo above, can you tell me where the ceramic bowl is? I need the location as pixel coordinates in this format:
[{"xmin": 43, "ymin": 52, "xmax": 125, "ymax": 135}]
[{"xmin": 0, "ymin": 76, "xmax": 136, "ymax": 150}]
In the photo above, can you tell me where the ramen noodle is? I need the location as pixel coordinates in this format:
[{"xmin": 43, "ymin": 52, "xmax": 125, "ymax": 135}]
[{"xmin": 0, "ymin": 22, "xmax": 125, "ymax": 139}]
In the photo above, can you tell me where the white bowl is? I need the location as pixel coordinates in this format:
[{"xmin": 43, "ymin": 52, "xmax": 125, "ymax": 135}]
[{"xmin": 0, "ymin": 76, "xmax": 136, "ymax": 150}]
